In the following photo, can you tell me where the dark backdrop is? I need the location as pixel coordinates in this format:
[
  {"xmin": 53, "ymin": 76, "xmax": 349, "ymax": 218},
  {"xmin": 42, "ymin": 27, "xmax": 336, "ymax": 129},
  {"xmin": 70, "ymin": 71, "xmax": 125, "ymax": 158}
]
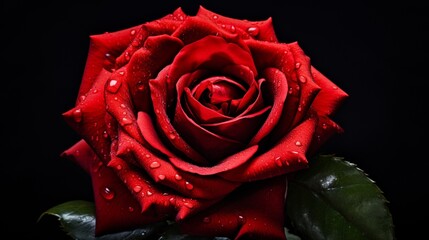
[{"xmin": 3, "ymin": 0, "xmax": 427, "ymax": 239}]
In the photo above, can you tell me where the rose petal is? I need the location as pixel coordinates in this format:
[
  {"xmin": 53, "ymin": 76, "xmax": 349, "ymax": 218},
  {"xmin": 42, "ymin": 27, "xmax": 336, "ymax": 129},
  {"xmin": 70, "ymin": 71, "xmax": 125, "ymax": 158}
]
[
  {"xmin": 220, "ymin": 118, "xmax": 317, "ymax": 182},
  {"xmin": 202, "ymin": 106, "xmax": 270, "ymax": 142},
  {"xmin": 288, "ymin": 43, "xmax": 321, "ymax": 127},
  {"xmin": 61, "ymin": 140, "xmax": 160, "ymax": 236},
  {"xmin": 310, "ymin": 66, "xmax": 348, "ymax": 116},
  {"xmin": 169, "ymin": 145, "xmax": 258, "ymax": 175},
  {"xmin": 112, "ymin": 129, "xmax": 240, "ymax": 200},
  {"xmin": 115, "ymin": 35, "xmax": 183, "ymax": 113},
  {"xmin": 63, "ymin": 69, "xmax": 112, "ymax": 162},
  {"xmin": 149, "ymin": 66, "xmax": 209, "ymax": 165},
  {"xmin": 171, "ymin": 16, "xmax": 243, "ymax": 45},
  {"xmin": 249, "ymin": 68, "xmax": 288, "ymax": 145},
  {"xmin": 179, "ymin": 176, "xmax": 287, "ymax": 240},
  {"xmin": 185, "ymin": 88, "xmax": 233, "ymax": 123},
  {"xmin": 77, "ymin": 26, "xmax": 143, "ymax": 99},
  {"xmin": 197, "ymin": 6, "xmax": 278, "ymax": 42},
  {"xmin": 115, "ymin": 8, "xmax": 186, "ymax": 68}
]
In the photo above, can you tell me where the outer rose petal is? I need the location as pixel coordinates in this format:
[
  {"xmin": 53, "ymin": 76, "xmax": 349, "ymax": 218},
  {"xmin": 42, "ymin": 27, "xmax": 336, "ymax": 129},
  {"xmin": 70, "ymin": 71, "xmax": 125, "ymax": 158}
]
[
  {"xmin": 61, "ymin": 140, "xmax": 161, "ymax": 235},
  {"xmin": 77, "ymin": 26, "xmax": 142, "ymax": 99},
  {"xmin": 220, "ymin": 118, "xmax": 317, "ymax": 182},
  {"xmin": 310, "ymin": 66, "xmax": 348, "ymax": 116},
  {"xmin": 179, "ymin": 176, "xmax": 287, "ymax": 240},
  {"xmin": 197, "ymin": 6, "xmax": 278, "ymax": 42},
  {"xmin": 63, "ymin": 69, "xmax": 112, "ymax": 163}
]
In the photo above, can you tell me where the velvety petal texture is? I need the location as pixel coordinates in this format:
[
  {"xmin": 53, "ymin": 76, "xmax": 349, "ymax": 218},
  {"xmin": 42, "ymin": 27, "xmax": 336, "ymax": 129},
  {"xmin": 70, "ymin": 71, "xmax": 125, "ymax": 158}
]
[{"xmin": 62, "ymin": 6, "xmax": 347, "ymax": 240}]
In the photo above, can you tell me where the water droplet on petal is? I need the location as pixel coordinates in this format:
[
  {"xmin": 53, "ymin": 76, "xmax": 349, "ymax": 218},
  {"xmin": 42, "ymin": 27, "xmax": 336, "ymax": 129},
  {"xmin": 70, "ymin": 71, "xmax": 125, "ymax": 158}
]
[
  {"xmin": 295, "ymin": 141, "xmax": 302, "ymax": 146},
  {"xmin": 203, "ymin": 217, "xmax": 211, "ymax": 223},
  {"xmin": 145, "ymin": 154, "xmax": 151, "ymax": 158},
  {"xmin": 288, "ymin": 87, "xmax": 293, "ymax": 94},
  {"xmin": 238, "ymin": 215, "xmax": 246, "ymax": 224},
  {"xmin": 93, "ymin": 89, "xmax": 98, "ymax": 94},
  {"xmin": 247, "ymin": 26, "xmax": 260, "ymax": 36},
  {"xmin": 274, "ymin": 157, "xmax": 282, "ymax": 167},
  {"xmin": 103, "ymin": 130, "xmax": 109, "ymax": 138},
  {"xmin": 299, "ymin": 75, "xmax": 307, "ymax": 83},
  {"xmin": 230, "ymin": 25, "xmax": 236, "ymax": 33},
  {"xmin": 133, "ymin": 185, "xmax": 142, "ymax": 193},
  {"xmin": 158, "ymin": 174, "xmax": 166, "ymax": 180},
  {"xmin": 169, "ymin": 197, "xmax": 175, "ymax": 204},
  {"xmin": 150, "ymin": 161, "xmax": 160, "ymax": 169},
  {"xmin": 185, "ymin": 182, "xmax": 194, "ymax": 190},
  {"xmin": 169, "ymin": 133, "xmax": 176, "ymax": 140},
  {"xmin": 79, "ymin": 95, "xmax": 86, "ymax": 102},
  {"xmin": 101, "ymin": 187, "xmax": 115, "ymax": 200},
  {"xmin": 137, "ymin": 81, "xmax": 145, "ymax": 91},
  {"xmin": 116, "ymin": 164, "xmax": 122, "ymax": 170},
  {"xmin": 130, "ymin": 29, "xmax": 136, "ymax": 35},
  {"xmin": 212, "ymin": 15, "xmax": 218, "ymax": 20},
  {"xmin": 72, "ymin": 108, "xmax": 83, "ymax": 123},
  {"xmin": 146, "ymin": 190, "xmax": 153, "ymax": 196},
  {"xmin": 291, "ymin": 151, "xmax": 299, "ymax": 154},
  {"xmin": 295, "ymin": 62, "xmax": 301, "ymax": 69},
  {"xmin": 184, "ymin": 202, "xmax": 194, "ymax": 209},
  {"xmin": 128, "ymin": 206, "xmax": 134, "ymax": 212},
  {"xmin": 121, "ymin": 117, "xmax": 132, "ymax": 125},
  {"xmin": 107, "ymin": 79, "xmax": 121, "ymax": 93},
  {"xmin": 175, "ymin": 174, "xmax": 182, "ymax": 180},
  {"xmin": 322, "ymin": 123, "xmax": 327, "ymax": 129}
]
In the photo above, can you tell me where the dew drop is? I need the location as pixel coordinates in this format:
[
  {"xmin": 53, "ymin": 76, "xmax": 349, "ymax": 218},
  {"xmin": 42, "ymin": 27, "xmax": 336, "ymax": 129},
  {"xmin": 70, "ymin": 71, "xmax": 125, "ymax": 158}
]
[
  {"xmin": 169, "ymin": 133, "xmax": 176, "ymax": 140},
  {"xmin": 103, "ymin": 130, "xmax": 109, "ymax": 138},
  {"xmin": 169, "ymin": 197, "xmax": 176, "ymax": 204},
  {"xmin": 299, "ymin": 75, "xmax": 307, "ymax": 83},
  {"xmin": 107, "ymin": 79, "xmax": 121, "ymax": 93},
  {"xmin": 230, "ymin": 25, "xmax": 236, "ymax": 33},
  {"xmin": 128, "ymin": 206, "xmax": 134, "ymax": 212},
  {"xmin": 150, "ymin": 161, "xmax": 160, "ymax": 169},
  {"xmin": 120, "ymin": 103, "xmax": 126, "ymax": 108},
  {"xmin": 322, "ymin": 123, "xmax": 327, "ymax": 129},
  {"xmin": 247, "ymin": 26, "xmax": 260, "ymax": 36},
  {"xmin": 295, "ymin": 62, "xmax": 301, "ymax": 69},
  {"xmin": 116, "ymin": 164, "xmax": 122, "ymax": 170},
  {"xmin": 130, "ymin": 29, "xmax": 136, "ymax": 35},
  {"xmin": 185, "ymin": 182, "xmax": 194, "ymax": 190},
  {"xmin": 124, "ymin": 52, "xmax": 130, "ymax": 61},
  {"xmin": 72, "ymin": 108, "xmax": 83, "ymax": 123},
  {"xmin": 158, "ymin": 174, "xmax": 166, "ymax": 180},
  {"xmin": 212, "ymin": 15, "xmax": 218, "ymax": 20},
  {"xmin": 274, "ymin": 156, "xmax": 282, "ymax": 167},
  {"xmin": 221, "ymin": 24, "xmax": 226, "ymax": 28},
  {"xmin": 295, "ymin": 141, "xmax": 302, "ymax": 146},
  {"xmin": 79, "ymin": 95, "xmax": 86, "ymax": 102},
  {"xmin": 121, "ymin": 117, "xmax": 132, "ymax": 125},
  {"xmin": 119, "ymin": 71, "xmax": 125, "ymax": 75},
  {"xmin": 133, "ymin": 185, "xmax": 142, "ymax": 193},
  {"xmin": 101, "ymin": 187, "xmax": 115, "ymax": 200},
  {"xmin": 288, "ymin": 87, "xmax": 293, "ymax": 94},
  {"xmin": 175, "ymin": 174, "xmax": 182, "ymax": 180},
  {"xmin": 146, "ymin": 190, "xmax": 153, "ymax": 196},
  {"xmin": 137, "ymin": 81, "xmax": 145, "ymax": 91},
  {"xmin": 145, "ymin": 154, "xmax": 151, "ymax": 158},
  {"xmin": 93, "ymin": 89, "xmax": 98, "ymax": 94},
  {"xmin": 203, "ymin": 217, "xmax": 211, "ymax": 223},
  {"xmin": 291, "ymin": 151, "xmax": 299, "ymax": 154},
  {"xmin": 184, "ymin": 202, "xmax": 194, "ymax": 209},
  {"xmin": 238, "ymin": 215, "xmax": 246, "ymax": 224}
]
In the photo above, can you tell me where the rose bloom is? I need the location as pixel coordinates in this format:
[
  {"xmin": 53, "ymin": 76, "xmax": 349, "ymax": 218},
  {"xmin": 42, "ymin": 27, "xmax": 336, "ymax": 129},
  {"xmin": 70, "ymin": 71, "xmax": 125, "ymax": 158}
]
[{"xmin": 62, "ymin": 6, "xmax": 347, "ymax": 240}]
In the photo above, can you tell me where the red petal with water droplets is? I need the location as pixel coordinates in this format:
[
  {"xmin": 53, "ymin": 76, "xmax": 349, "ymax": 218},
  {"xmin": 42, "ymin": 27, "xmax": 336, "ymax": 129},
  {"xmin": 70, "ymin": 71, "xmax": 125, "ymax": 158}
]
[
  {"xmin": 220, "ymin": 118, "xmax": 316, "ymax": 182},
  {"xmin": 197, "ymin": 6, "xmax": 278, "ymax": 42},
  {"xmin": 179, "ymin": 176, "xmax": 287, "ymax": 240},
  {"xmin": 61, "ymin": 140, "xmax": 161, "ymax": 235},
  {"xmin": 62, "ymin": 69, "xmax": 112, "ymax": 162}
]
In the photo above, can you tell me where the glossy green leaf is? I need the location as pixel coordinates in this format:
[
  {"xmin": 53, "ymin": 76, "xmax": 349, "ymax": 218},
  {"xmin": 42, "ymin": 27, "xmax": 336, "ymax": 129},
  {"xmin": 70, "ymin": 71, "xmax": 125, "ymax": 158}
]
[
  {"xmin": 38, "ymin": 200, "xmax": 167, "ymax": 240},
  {"xmin": 284, "ymin": 227, "xmax": 302, "ymax": 240},
  {"xmin": 286, "ymin": 155, "xmax": 395, "ymax": 240}
]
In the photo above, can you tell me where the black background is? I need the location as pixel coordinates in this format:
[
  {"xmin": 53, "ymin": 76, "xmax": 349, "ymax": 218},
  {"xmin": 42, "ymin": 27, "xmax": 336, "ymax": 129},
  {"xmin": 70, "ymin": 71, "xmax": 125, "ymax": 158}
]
[{"xmin": 2, "ymin": 0, "xmax": 427, "ymax": 239}]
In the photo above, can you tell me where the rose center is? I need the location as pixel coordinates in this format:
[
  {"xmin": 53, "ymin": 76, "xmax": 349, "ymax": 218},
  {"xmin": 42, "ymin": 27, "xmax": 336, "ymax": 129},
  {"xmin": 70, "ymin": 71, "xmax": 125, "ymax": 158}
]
[{"xmin": 192, "ymin": 76, "xmax": 246, "ymax": 116}]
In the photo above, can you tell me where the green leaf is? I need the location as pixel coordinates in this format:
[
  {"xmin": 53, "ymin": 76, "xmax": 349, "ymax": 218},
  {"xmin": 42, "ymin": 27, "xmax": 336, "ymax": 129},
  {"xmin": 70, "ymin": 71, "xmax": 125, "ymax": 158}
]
[
  {"xmin": 285, "ymin": 227, "xmax": 302, "ymax": 240},
  {"xmin": 38, "ymin": 200, "xmax": 168, "ymax": 240},
  {"xmin": 286, "ymin": 155, "xmax": 395, "ymax": 240}
]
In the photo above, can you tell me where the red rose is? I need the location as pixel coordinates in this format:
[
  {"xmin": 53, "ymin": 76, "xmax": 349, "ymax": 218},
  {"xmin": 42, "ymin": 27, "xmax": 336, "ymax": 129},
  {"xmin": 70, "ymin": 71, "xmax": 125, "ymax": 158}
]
[{"xmin": 62, "ymin": 6, "xmax": 347, "ymax": 240}]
